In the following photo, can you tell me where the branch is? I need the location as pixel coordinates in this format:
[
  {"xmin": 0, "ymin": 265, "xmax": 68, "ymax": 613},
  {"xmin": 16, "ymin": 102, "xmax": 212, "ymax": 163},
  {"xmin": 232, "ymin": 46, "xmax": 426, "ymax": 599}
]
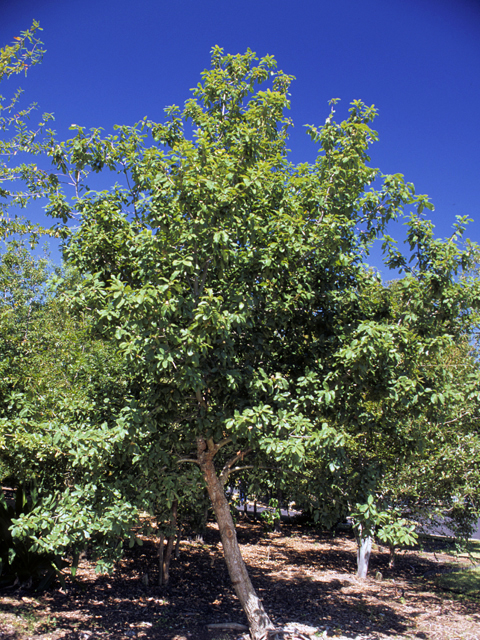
[
  {"xmin": 203, "ymin": 437, "xmax": 233, "ymax": 456},
  {"xmin": 438, "ymin": 412, "xmax": 470, "ymax": 427},
  {"xmin": 219, "ymin": 448, "xmax": 252, "ymax": 484},
  {"xmin": 196, "ymin": 389, "xmax": 207, "ymax": 409},
  {"xmin": 193, "ymin": 239, "xmax": 198, "ymax": 299},
  {"xmin": 199, "ymin": 259, "xmax": 211, "ymax": 296},
  {"xmin": 221, "ymin": 465, "xmax": 255, "ymax": 483},
  {"xmin": 216, "ymin": 437, "xmax": 232, "ymax": 450}
]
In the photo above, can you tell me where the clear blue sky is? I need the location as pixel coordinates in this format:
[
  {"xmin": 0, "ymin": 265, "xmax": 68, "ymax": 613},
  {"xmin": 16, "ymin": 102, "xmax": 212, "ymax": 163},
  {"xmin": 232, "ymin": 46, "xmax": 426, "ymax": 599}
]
[{"xmin": 2, "ymin": 0, "xmax": 480, "ymax": 273}]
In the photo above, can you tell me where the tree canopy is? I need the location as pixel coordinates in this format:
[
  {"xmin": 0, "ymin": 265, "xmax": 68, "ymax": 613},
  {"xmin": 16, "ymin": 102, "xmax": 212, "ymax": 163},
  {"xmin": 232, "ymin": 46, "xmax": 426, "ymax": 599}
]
[{"xmin": 2, "ymin": 43, "xmax": 479, "ymax": 638}]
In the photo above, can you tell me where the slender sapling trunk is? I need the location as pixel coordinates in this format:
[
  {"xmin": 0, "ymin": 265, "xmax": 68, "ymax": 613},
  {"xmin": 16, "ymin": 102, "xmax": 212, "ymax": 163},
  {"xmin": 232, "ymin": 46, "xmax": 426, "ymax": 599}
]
[{"xmin": 356, "ymin": 525, "xmax": 373, "ymax": 579}]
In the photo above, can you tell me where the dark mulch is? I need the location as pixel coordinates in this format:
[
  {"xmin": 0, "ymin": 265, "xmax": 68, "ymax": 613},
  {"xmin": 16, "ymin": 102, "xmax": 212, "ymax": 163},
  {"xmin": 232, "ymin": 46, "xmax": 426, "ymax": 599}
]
[{"xmin": 1, "ymin": 521, "xmax": 479, "ymax": 640}]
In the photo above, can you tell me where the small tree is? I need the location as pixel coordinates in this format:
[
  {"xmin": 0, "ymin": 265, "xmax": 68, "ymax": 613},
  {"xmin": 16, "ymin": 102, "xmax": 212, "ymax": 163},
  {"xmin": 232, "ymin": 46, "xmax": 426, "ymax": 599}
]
[
  {"xmin": 296, "ymin": 254, "xmax": 480, "ymax": 579},
  {"xmin": 38, "ymin": 46, "xmax": 458, "ymax": 636}
]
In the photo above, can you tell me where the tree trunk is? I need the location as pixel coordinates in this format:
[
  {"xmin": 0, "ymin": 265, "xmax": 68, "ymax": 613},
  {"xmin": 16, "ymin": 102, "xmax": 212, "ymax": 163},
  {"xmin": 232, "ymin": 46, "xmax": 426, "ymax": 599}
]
[
  {"xmin": 274, "ymin": 488, "xmax": 282, "ymax": 532},
  {"xmin": 157, "ymin": 532, "xmax": 165, "ymax": 586},
  {"xmin": 162, "ymin": 499, "xmax": 178, "ymax": 585},
  {"xmin": 388, "ymin": 544, "xmax": 396, "ymax": 569},
  {"xmin": 356, "ymin": 526, "xmax": 372, "ymax": 579},
  {"xmin": 175, "ymin": 528, "xmax": 181, "ymax": 559},
  {"xmin": 197, "ymin": 438, "xmax": 275, "ymax": 640},
  {"xmin": 157, "ymin": 500, "xmax": 178, "ymax": 586}
]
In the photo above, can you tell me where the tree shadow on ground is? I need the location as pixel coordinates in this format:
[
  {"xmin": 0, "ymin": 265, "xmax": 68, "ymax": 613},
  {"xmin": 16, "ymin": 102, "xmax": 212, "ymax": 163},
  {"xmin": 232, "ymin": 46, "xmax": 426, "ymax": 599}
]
[{"xmin": 0, "ymin": 523, "xmax": 478, "ymax": 640}]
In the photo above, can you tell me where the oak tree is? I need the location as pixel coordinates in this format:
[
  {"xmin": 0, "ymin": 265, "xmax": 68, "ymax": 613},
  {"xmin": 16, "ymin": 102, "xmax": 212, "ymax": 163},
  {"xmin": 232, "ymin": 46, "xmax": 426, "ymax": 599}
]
[{"xmin": 39, "ymin": 46, "xmax": 470, "ymax": 637}]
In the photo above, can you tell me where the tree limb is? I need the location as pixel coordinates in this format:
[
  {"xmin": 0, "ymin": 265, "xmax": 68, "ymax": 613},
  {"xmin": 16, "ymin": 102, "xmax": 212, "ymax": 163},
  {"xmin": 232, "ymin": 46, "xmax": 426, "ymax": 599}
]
[{"xmin": 220, "ymin": 448, "xmax": 252, "ymax": 484}]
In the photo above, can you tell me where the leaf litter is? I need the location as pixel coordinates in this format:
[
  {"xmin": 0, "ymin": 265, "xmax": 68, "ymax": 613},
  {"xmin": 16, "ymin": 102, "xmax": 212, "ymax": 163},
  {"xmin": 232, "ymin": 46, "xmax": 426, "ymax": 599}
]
[{"xmin": 1, "ymin": 521, "xmax": 479, "ymax": 640}]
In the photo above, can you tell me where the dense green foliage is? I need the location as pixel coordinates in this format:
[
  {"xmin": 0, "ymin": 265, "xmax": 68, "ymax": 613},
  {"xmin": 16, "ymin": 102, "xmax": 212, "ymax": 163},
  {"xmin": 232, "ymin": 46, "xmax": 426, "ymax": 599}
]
[
  {"xmin": 45, "ymin": 47, "xmax": 480, "ymax": 551},
  {"xmin": 1, "ymin": 36, "xmax": 479, "ymax": 608},
  {"xmin": 0, "ymin": 242, "xmax": 143, "ymax": 579}
]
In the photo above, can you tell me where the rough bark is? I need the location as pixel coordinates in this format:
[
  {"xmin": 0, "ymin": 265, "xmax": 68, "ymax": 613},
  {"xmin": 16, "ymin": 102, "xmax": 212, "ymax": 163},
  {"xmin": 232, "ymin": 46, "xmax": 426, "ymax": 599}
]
[
  {"xmin": 197, "ymin": 437, "xmax": 275, "ymax": 640},
  {"xmin": 356, "ymin": 527, "xmax": 372, "ymax": 579}
]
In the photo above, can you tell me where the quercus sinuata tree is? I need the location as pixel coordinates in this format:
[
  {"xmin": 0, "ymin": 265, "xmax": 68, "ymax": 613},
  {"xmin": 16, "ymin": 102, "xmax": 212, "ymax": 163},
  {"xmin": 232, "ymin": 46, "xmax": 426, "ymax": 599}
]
[{"xmin": 5, "ymin": 43, "xmax": 480, "ymax": 637}]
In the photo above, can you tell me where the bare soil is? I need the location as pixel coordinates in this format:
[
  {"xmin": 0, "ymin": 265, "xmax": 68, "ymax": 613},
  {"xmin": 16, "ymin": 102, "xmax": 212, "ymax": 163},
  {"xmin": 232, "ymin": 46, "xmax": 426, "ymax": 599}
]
[{"xmin": 1, "ymin": 521, "xmax": 479, "ymax": 640}]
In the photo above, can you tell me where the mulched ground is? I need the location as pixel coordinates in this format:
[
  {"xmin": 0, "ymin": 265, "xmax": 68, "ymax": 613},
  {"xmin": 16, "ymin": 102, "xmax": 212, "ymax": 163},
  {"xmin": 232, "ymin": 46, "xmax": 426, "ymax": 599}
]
[{"xmin": 1, "ymin": 520, "xmax": 479, "ymax": 640}]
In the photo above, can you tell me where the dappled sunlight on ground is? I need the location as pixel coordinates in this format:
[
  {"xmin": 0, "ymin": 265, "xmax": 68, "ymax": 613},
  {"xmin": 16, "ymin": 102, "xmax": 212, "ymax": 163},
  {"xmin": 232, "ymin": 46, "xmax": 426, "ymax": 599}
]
[{"xmin": 1, "ymin": 521, "xmax": 479, "ymax": 640}]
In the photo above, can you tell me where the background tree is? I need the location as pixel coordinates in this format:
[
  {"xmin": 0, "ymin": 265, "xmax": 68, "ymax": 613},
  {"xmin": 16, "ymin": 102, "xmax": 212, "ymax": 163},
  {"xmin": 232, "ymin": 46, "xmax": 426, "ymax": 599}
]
[
  {"xmin": 0, "ymin": 242, "xmax": 145, "ymax": 583},
  {"xmin": 380, "ymin": 336, "xmax": 480, "ymax": 549},
  {"xmin": 295, "ymin": 251, "xmax": 480, "ymax": 578},
  {"xmin": 0, "ymin": 21, "xmax": 55, "ymax": 241}
]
